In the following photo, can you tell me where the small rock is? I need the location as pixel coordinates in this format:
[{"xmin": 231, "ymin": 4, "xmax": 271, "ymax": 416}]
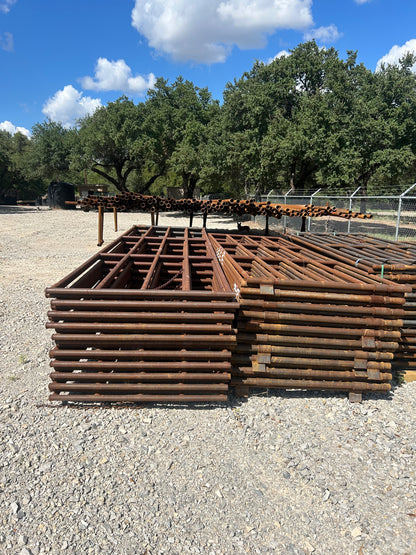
[
  {"xmin": 18, "ymin": 535, "xmax": 28, "ymax": 546},
  {"xmin": 11, "ymin": 501, "xmax": 19, "ymax": 514}
]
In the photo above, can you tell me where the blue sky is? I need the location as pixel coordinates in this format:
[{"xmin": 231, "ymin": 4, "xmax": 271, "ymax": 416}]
[{"xmin": 1, "ymin": 0, "xmax": 416, "ymax": 137}]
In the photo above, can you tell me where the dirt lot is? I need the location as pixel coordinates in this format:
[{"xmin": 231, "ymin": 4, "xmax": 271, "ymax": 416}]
[{"xmin": 0, "ymin": 207, "xmax": 415, "ymax": 555}]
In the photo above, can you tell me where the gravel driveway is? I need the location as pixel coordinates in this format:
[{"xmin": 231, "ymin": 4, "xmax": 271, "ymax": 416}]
[{"xmin": 0, "ymin": 207, "xmax": 415, "ymax": 555}]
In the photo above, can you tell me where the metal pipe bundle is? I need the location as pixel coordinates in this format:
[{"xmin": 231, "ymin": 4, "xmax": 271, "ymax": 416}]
[
  {"xmin": 45, "ymin": 226, "xmax": 238, "ymax": 404},
  {"xmin": 79, "ymin": 193, "xmax": 370, "ymax": 221},
  {"xmin": 208, "ymin": 232, "xmax": 410, "ymax": 399},
  {"xmin": 285, "ymin": 233, "xmax": 416, "ymax": 381}
]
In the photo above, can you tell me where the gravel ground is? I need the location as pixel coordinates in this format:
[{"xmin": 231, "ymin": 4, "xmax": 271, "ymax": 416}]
[{"xmin": 0, "ymin": 207, "xmax": 415, "ymax": 555}]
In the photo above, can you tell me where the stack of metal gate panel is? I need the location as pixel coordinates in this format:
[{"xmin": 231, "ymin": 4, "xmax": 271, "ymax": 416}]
[
  {"xmin": 285, "ymin": 233, "xmax": 416, "ymax": 381},
  {"xmin": 209, "ymin": 232, "xmax": 410, "ymax": 398},
  {"xmin": 46, "ymin": 226, "xmax": 238, "ymax": 404}
]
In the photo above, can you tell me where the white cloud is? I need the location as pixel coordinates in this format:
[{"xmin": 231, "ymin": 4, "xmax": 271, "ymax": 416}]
[
  {"xmin": 303, "ymin": 24, "xmax": 341, "ymax": 43},
  {"xmin": 354, "ymin": 0, "xmax": 372, "ymax": 4},
  {"xmin": 267, "ymin": 49, "xmax": 290, "ymax": 64},
  {"xmin": 0, "ymin": 0, "xmax": 17, "ymax": 14},
  {"xmin": 376, "ymin": 39, "xmax": 416, "ymax": 72},
  {"xmin": 0, "ymin": 120, "xmax": 30, "ymax": 137},
  {"xmin": 42, "ymin": 85, "xmax": 102, "ymax": 127},
  {"xmin": 131, "ymin": 0, "xmax": 313, "ymax": 63},
  {"xmin": 0, "ymin": 31, "xmax": 14, "ymax": 52},
  {"xmin": 80, "ymin": 58, "xmax": 156, "ymax": 95}
]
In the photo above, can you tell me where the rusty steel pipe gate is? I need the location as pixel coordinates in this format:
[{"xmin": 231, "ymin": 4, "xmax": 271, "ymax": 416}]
[
  {"xmin": 46, "ymin": 226, "xmax": 238, "ymax": 403},
  {"xmin": 45, "ymin": 226, "xmax": 413, "ymax": 404},
  {"xmin": 208, "ymin": 232, "xmax": 410, "ymax": 401},
  {"xmin": 285, "ymin": 233, "xmax": 416, "ymax": 381}
]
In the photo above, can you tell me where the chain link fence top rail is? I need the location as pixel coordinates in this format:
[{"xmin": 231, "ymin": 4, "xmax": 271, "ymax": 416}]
[{"xmin": 259, "ymin": 189, "xmax": 416, "ymax": 241}]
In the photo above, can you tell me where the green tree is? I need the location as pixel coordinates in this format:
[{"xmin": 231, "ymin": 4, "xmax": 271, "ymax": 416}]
[
  {"xmin": 0, "ymin": 130, "xmax": 45, "ymax": 202},
  {"xmin": 220, "ymin": 41, "xmax": 416, "ymax": 197},
  {"xmin": 75, "ymin": 97, "xmax": 162, "ymax": 193},
  {"xmin": 30, "ymin": 120, "xmax": 75, "ymax": 181},
  {"xmin": 313, "ymin": 52, "xmax": 416, "ymax": 202},
  {"xmin": 222, "ymin": 42, "xmax": 356, "ymax": 195},
  {"xmin": 0, "ymin": 130, "xmax": 16, "ymax": 201},
  {"xmin": 144, "ymin": 77, "xmax": 220, "ymax": 197}
]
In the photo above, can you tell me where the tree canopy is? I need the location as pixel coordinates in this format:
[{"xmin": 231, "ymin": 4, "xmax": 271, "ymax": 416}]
[{"xmin": 3, "ymin": 41, "xmax": 416, "ymax": 200}]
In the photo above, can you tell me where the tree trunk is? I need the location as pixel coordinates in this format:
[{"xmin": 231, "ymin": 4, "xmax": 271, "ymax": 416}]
[
  {"xmin": 134, "ymin": 173, "xmax": 163, "ymax": 195},
  {"xmin": 182, "ymin": 170, "xmax": 196, "ymax": 198},
  {"xmin": 91, "ymin": 166, "xmax": 127, "ymax": 192},
  {"xmin": 188, "ymin": 175, "xmax": 199, "ymax": 198}
]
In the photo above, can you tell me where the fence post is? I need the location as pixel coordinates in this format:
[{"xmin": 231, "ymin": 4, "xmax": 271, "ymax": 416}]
[
  {"xmin": 347, "ymin": 187, "xmax": 361, "ymax": 234},
  {"xmin": 395, "ymin": 183, "xmax": 416, "ymax": 240},
  {"xmin": 283, "ymin": 187, "xmax": 292, "ymax": 233},
  {"xmin": 307, "ymin": 188, "xmax": 322, "ymax": 232}
]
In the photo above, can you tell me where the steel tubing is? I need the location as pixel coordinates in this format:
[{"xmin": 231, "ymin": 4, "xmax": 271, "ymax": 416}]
[
  {"xmin": 239, "ymin": 288, "xmax": 405, "ymax": 306},
  {"xmin": 47, "ymin": 310, "xmax": 236, "ymax": 323},
  {"xmin": 50, "ymin": 348, "xmax": 232, "ymax": 360},
  {"xmin": 47, "ymin": 322, "xmax": 233, "ymax": 334},
  {"xmin": 48, "ymin": 393, "xmax": 228, "ymax": 403},
  {"xmin": 80, "ymin": 193, "xmax": 370, "ymax": 222},
  {"xmin": 50, "ymin": 372, "xmax": 231, "ymax": 383},
  {"xmin": 50, "ymin": 300, "xmax": 239, "ymax": 311},
  {"xmin": 259, "ymin": 345, "xmax": 393, "ymax": 361},
  {"xmin": 52, "ymin": 333, "xmax": 236, "ymax": 346},
  {"xmin": 206, "ymin": 231, "xmax": 408, "ymax": 397},
  {"xmin": 49, "ymin": 382, "xmax": 229, "ymax": 393},
  {"xmin": 51, "ymin": 360, "xmax": 231, "ymax": 370},
  {"xmin": 235, "ymin": 332, "xmax": 398, "ymax": 351},
  {"xmin": 231, "ymin": 367, "xmax": 392, "ymax": 381},
  {"xmin": 46, "ymin": 225, "xmax": 410, "ymax": 402},
  {"xmin": 46, "ymin": 227, "xmax": 240, "ymax": 404},
  {"xmin": 240, "ymin": 309, "xmax": 402, "ymax": 329},
  {"xmin": 231, "ymin": 354, "xmax": 390, "ymax": 371},
  {"xmin": 284, "ymin": 233, "xmax": 416, "ymax": 382},
  {"xmin": 239, "ymin": 297, "xmax": 404, "ymax": 317},
  {"xmin": 230, "ymin": 378, "xmax": 390, "ymax": 392},
  {"xmin": 237, "ymin": 321, "xmax": 401, "ymax": 339}
]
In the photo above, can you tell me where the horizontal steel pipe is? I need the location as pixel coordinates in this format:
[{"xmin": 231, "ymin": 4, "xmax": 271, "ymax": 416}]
[
  {"xmin": 50, "ymin": 300, "xmax": 239, "ymax": 312},
  {"xmin": 46, "ymin": 288, "xmax": 236, "ymax": 300},
  {"xmin": 47, "ymin": 310, "xmax": 236, "ymax": 323},
  {"xmin": 52, "ymin": 333, "xmax": 236, "ymax": 345},
  {"xmin": 235, "ymin": 343, "xmax": 394, "ymax": 360},
  {"xmin": 50, "ymin": 348, "xmax": 232, "ymax": 360},
  {"xmin": 240, "ymin": 310, "xmax": 403, "ymax": 329},
  {"xmin": 235, "ymin": 332, "xmax": 398, "ymax": 351},
  {"xmin": 49, "ymin": 393, "xmax": 228, "ymax": 403},
  {"xmin": 231, "ymin": 367, "xmax": 392, "ymax": 381},
  {"xmin": 237, "ymin": 321, "xmax": 401, "ymax": 340},
  {"xmin": 50, "ymin": 372, "xmax": 231, "ymax": 382},
  {"xmin": 47, "ymin": 322, "xmax": 233, "ymax": 334},
  {"xmin": 239, "ymin": 298, "xmax": 404, "ymax": 318},
  {"xmin": 230, "ymin": 378, "xmax": 390, "ymax": 391},
  {"xmin": 239, "ymin": 288, "xmax": 406, "ymax": 306},
  {"xmin": 49, "ymin": 382, "xmax": 228, "ymax": 393}
]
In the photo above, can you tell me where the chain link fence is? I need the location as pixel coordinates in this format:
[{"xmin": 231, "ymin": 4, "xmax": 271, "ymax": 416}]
[{"xmin": 258, "ymin": 184, "xmax": 416, "ymax": 241}]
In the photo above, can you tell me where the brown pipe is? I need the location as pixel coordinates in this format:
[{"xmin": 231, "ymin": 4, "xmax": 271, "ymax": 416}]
[
  {"xmin": 49, "ymin": 393, "xmax": 228, "ymax": 403},
  {"xmin": 231, "ymin": 367, "xmax": 392, "ymax": 381},
  {"xmin": 230, "ymin": 378, "xmax": 390, "ymax": 392}
]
